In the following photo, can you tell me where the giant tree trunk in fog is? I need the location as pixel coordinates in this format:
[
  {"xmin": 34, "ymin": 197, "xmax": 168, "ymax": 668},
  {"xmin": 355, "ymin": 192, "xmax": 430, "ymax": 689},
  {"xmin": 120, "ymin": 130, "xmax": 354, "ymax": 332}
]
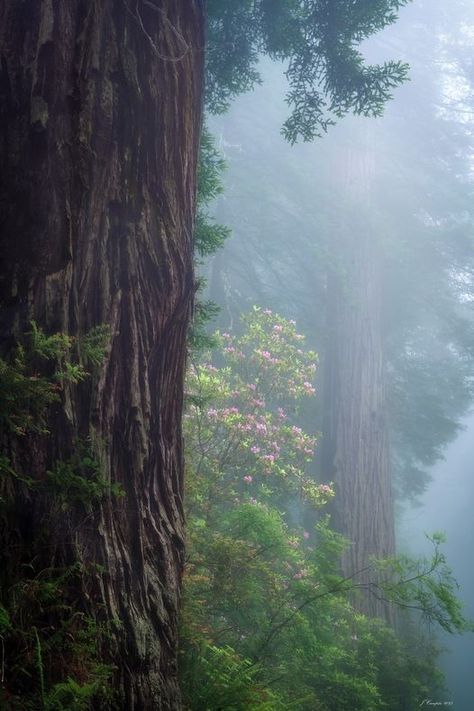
[
  {"xmin": 322, "ymin": 146, "xmax": 396, "ymax": 620},
  {"xmin": 0, "ymin": 1, "xmax": 203, "ymax": 707}
]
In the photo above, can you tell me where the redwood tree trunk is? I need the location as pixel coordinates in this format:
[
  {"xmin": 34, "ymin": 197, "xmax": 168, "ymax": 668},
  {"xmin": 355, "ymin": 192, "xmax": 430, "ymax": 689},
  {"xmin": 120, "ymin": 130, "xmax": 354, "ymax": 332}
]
[
  {"xmin": 0, "ymin": 0, "xmax": 204, "ymax": 707},
  {"xmin": 321, "ymin": 146, "xmax": 396, "ymax": 620}
]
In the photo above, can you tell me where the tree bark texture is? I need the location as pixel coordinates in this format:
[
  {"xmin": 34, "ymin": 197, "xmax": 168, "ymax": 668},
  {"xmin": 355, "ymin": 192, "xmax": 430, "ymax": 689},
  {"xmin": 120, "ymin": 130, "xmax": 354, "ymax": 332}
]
[
  {"xmin": 0, "ymin": 0, "xmax": 204, "ymax": 707},
  {"xmin": 321, "ymin": 145, "xmax": 396, "ymax": 621}
]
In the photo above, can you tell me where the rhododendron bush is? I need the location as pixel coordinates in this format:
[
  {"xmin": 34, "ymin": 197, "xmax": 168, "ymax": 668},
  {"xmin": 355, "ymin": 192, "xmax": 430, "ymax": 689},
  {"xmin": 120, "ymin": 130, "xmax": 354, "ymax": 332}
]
[
  {"xmin": 178, "ymin": 308, "xmax": 461, "ymax": 710},
  {"xmin": 185, "ymin": 306, "xmax": 333, "ymax": 511}
]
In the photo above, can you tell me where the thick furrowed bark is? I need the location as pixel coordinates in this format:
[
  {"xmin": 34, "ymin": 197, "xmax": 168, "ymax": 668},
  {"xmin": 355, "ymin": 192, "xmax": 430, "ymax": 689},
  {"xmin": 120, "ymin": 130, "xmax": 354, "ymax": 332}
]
[
  {"xmin": 321, "ymin": 146, "xmax": 396, "ymax": 621},
  {"xmin": 0, "ymin": 1, "xmax": 204, "ymax": 707}
]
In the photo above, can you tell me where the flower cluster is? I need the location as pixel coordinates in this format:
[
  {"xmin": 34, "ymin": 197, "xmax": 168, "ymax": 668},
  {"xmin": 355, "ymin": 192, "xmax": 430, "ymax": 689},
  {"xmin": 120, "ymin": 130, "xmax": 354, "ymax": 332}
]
[
  {"xmin": 216, "ymin": 307, "xmax": 318, "ymax": 403},
  {"xmin": 185, "ymin": 308, "xmax": 332, "ymax": 511}
]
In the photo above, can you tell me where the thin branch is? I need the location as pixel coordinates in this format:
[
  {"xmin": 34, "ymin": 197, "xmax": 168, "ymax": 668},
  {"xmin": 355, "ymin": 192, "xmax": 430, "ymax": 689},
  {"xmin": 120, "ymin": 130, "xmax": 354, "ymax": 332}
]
[
  {"xmin": 122, "ymin": 0, "xmax": 189, "ymax": 63},
  {"xmin": 142, "ymin": 0, "xmax": 189, "ymax": 52},
  {"xmin": 254, "ymin": 565, "xmax": 374, "ymax": 662}
]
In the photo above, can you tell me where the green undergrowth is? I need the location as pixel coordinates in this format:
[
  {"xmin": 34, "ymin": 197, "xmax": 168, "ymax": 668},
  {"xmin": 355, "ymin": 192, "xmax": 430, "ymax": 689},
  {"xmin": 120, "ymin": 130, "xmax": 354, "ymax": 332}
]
[
  {"xmin": 179, "ymin": 309, "xmax": 470, "ymax": 710},
  {"xmin": 0, "ymin": 323, "xmax": 118, "ymax": 709},
  {"xmin": 0, "ymin": 564, "xmax": 115, "ymax": 710}
]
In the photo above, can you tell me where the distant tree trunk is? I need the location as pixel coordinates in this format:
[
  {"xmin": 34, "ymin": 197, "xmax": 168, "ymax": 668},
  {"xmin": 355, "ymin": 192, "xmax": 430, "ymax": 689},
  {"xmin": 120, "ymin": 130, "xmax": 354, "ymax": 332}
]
[
  {"xmin": 0, "ymin": 0, "xmax": 204, "ymax": 707},
  {"xmin": 321, "ymin": 146, "xmax": 395, "ymax": 620}
]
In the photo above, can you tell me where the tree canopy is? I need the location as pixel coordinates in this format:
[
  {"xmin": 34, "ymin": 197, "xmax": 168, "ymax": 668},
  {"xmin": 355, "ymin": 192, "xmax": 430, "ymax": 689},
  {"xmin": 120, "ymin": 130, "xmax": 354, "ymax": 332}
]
[{"xmin": 206, "ymin": 0, "xmax": 411, "ymax": 141}]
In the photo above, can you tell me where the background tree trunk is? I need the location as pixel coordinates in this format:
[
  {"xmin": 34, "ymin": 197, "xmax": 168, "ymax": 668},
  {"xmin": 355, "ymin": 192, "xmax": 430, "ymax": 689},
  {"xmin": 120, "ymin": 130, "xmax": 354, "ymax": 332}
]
[
  {"xmin": 321, "ymin": 145, "xmax": 396, "ymax": 620},
  {"xmin": 0, "ymin": 0, "xmax": 204, "ymax": 707}
]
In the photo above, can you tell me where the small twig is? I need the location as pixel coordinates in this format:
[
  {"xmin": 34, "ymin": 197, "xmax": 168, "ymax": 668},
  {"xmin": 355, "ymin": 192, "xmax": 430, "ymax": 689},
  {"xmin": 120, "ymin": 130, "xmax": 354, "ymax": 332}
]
[
  {"xmin": 253, "ymin": 565, "xmax": 374, "ymax": 663},
  {"xmin": 142, "ymin": 0, "xmax": 189, "ymax": 51},
  {"xmin": 34, "ymin": 627, "xmax": 46, "ymax": 710},
  {"xmin": 122, "ymin": 0, "xmax": 189, "ymax": 63},
  {"xmin": 1, "ymin": 635, "xmax": 5, "ymax": 685}
]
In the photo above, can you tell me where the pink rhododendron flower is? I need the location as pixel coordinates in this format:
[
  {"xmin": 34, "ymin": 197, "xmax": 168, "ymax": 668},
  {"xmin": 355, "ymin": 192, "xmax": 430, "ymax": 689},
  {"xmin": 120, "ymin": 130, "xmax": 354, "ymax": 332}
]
[
  {"xmin": 243, "ymin": 475, "xmax": 253, "ymax": 483},
  {"xmin": 319, "ymin": 484, "xmax": 334, "ymax": 495}
]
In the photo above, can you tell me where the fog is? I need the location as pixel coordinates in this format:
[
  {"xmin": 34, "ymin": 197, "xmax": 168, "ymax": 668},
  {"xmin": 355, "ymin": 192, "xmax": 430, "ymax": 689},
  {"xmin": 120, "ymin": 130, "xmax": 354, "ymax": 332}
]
[
  {"xmin": 5, "ymin": 2, "xmax": 474, "ymax": 708},
  {"xmin": 401, "ymin": 413, "xmax": 474, "ymax": 710},
  {"xmin": 199, "ymin": 0, "xmax": 474, "ymax": 706}
]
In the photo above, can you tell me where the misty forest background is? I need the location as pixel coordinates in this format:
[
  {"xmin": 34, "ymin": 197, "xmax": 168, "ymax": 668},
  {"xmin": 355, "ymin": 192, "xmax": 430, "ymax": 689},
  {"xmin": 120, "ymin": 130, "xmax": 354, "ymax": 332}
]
[{"xmin": 1, "ymin": 1, "xmax": 474, "ymax": 710}]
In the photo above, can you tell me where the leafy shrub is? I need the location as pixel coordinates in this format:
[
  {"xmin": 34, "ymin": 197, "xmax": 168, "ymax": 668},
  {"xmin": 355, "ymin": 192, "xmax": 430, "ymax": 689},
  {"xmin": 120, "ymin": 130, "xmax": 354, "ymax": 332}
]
[{"xmin": 180, "ymin": 308, "xmax": 466, "ymax": 710}]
